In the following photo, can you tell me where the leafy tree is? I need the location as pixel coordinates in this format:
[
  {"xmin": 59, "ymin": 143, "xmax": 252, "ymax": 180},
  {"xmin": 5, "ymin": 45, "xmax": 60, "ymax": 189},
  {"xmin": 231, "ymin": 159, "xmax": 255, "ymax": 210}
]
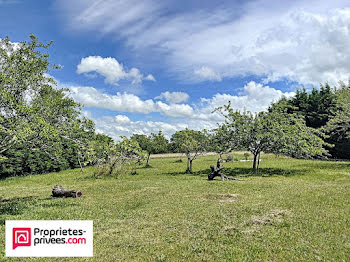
[
  {"xmin": 85, "ymin": 133, "xmax": 115, "ymax": 167},
  {"xmin": 209, "ymin": 124, "xmax": 233, "ymax": 159},
  {"xmin": 287, "ymin": 84, "xmax": 337, "ymax": 128},
  {"xmin": 325, "ymin": 82, "xmax": 350, "ymax": 158},
  {"xmin": 94, "ymin": 136, "xmax": 145, "ymax": 177},
  {"xmin": 271, "ymin": 83, "xmax": 350, "ymax": 158},
  {"xmin": 217, "ymin": 102, "xmax": 328, "ymax": 171},
  {"xmin": 0, "ymin": 35, "xmax": 59, "ymax": 157},
  {"xmin": 130, "ymin": 134, "xmax": 152, "ymax": 166},
  {"xmin": 171, "ymin": 129, "xmax": 208, "ymax": 173},
  {"xmin": 131, "ymin": 131, "xmax": 169, "ymax": 167},
  {"xmin": 0, "ymin": 34, "xmax": 97, "ymax": 177}
]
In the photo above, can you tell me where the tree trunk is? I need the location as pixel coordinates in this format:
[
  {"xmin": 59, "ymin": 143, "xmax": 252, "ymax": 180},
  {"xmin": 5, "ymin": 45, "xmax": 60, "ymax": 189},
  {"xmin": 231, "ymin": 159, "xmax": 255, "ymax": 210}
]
[
  {"xmin": 52, "ymin": 185, "xmax": 82, "ymax": 198},
  {"xmin": 257, "ymin": 152, "xmax": 261, "ymax": 171},
  {"xmin": 189, "ymin": 159, "xmax": 193, "ymax": 173},
  {"xmin": 109, "ymin": 158, "xmax": 118, "ymax": 175},
  {"xmin": 208, "ymin": 160, "xmax": 241, "ymax": 181},
  {"xmin": 253, "ymin": 153, "xmax": 257, "ymax": 171},
  {"xmin": 77, "ymin": 152, "xmax": 84, "ymax": 172},
  {"xmin": 186, "ymin": 157, "xmax": 191, "ymax": 173},
  {"xmin": 146, "ymin": 153, "xmax": 151, "ymax": 166}
]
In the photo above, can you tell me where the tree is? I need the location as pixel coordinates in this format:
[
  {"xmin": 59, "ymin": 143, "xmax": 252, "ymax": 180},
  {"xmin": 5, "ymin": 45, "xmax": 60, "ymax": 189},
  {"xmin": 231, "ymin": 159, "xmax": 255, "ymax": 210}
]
[
  {"xmin": 325, "ymin": 82, "xmax": 350, "ymax": 158},
  {"xmin": 287, "ymin": 84, "xmax": 337, "ymax": 128},
  {"xmin": 271, "ymin": 83, "xmax": 350, "ymax": 159},
  {"xmin": 30, "ymin": 84, "xmax": 96, "ymax": 170},
  {"xmin": 216, "ymin": 102, "xmax": 328, "ymax": 171},
  {"xmin": 131, "ymin": 131, "xmax": 169, "ymax": 167},
  {"xmin": 0, "ymin": 35, "xmax": 59, "ymax": 157},
  {"xmin": 0, "ymin": 34, "xmax": 97, "ymax": 177},
  {"xmin": 94, "ymin": 136, "xmax": 145, "ymax": 177},
  {"xmin": 171, "ymin": 129, "xmax": 208, "ymax": 173},
  {"xmin": 85, "ymin": 133, "xmax": 115, "ymax": 167},
  {"xmin": 209, "ymin": 124, "xmax": 233, "ymax": 159}
]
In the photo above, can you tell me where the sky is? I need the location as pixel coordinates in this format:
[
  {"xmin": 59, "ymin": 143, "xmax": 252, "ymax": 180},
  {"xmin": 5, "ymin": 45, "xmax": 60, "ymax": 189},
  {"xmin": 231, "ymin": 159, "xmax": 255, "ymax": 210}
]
[{"xmin": 1, "ymin": 0, "xmax": 350, "ymax": 140}]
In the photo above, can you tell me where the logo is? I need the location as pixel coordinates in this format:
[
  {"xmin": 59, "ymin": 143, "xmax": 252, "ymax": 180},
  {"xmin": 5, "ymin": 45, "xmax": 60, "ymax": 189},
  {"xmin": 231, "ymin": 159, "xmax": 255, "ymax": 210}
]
[
  {"xmin": 13, "ymin": 228, "xmax": 31, "ymax": 249},
  {"xmin": 6, "ymin": 220, "xmax": 93, "ymax": 257}
]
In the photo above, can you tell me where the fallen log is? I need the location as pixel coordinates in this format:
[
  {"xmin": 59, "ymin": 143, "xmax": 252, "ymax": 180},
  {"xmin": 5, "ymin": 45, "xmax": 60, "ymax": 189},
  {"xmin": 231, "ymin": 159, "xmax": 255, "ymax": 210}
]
[
  {"xmin": 52, "ymin": 185, "xmax": 82, "ymax": 198},
  {"xmin": 208, "ymin": 159, "xmax": 241, "ymax": 181}
]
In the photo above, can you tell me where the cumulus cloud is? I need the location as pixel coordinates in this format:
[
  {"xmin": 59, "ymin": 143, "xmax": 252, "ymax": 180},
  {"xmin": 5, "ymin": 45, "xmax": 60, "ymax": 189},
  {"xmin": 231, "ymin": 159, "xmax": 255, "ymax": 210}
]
[
  {"xmin": 76, "ymin": 56, "xmax": 155, "ymax": 85},
  {"xmin": 60, "ymin": 0, "xmax": 350, "ymax": 85},
  {"xmin": 69, "ymin": 81, "xmax": 294, "ymax": 139},
  {"xmin": 155, "ymin": 91, "xmax": 189, "ymax": 104},
  {"xmin": 68, "ymin": 85, "xmax": 193, "ymax": 117},
  {"xmin": 145, "ymin": 74, "xmax": 156, "ymax": 81},
  {"xmin": 195, "ymin": 81, "xmax": 295, "ymax": 120},
  {"xmin": 87, "ymin": 113, "xmax": 220, "ymax": 141},
  {"xmin": 90, "ymin": 114, "xmax": 187, "ymax": 140},
  {"xmin": 67, "ymin": 81, "xmax": 293, "ymax": 121},
  {"xmin": 194, "ymin": 66, "xmax": 222, "ymax": 81}
]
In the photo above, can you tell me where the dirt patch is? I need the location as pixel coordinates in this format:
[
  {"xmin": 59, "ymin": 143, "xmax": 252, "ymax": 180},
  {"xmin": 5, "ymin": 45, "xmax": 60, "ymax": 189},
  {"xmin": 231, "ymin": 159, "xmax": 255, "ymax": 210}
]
[
  {"xmin": 205, "ymin": 193, "xmax": 240, "ymax": 203},
  {"xmin": 251, "ymin": 209, "xmax": 291, "ymax": 225},
  {"xmin": 218, "ymin": 194, "xmax": 240, "ymax": 203}
]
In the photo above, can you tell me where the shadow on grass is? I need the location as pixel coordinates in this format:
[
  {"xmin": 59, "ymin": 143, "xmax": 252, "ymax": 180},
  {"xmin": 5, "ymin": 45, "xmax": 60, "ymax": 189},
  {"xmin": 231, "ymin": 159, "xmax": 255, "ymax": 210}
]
[
  {"xmin": 0, "ymin": 196, "xmax": 36, "ymax": 216},
  {"xmin": 164, "ymin": 167, "xmax": 302, "ymax": 178},
  {"xmin": 0, "ymin": 196, "xmax": 78, "ymax": 225},
  {"xmin": 223, "ymin": 167, "xmax": 303, "ymax": 177},
  {"xmin": 165, "ymin": 169, "xmax": 211, "ymax": 177},
  {"xmin": 293, "ymin": 161, "xmax": 350, "ymax": 170},
  {"xmin": 0, "ymin": 196, "xmax": 37, "ymax": 225},
  {"xmin": 141, "ymin": 164, "xmax": 153, "ymax": 169}
]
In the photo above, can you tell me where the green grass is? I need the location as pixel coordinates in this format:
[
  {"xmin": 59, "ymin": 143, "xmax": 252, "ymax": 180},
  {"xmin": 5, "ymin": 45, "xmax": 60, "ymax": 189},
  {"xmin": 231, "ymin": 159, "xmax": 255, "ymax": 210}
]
[{"xmin": 1, "ymin": 153, "xmax": 350, "ymax": 261}]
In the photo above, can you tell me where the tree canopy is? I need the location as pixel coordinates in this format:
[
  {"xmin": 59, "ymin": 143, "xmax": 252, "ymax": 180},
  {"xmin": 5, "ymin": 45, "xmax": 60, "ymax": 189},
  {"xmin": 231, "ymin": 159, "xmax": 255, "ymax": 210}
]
[
  {"xmin": 131, "ymin": 131, "xmax": 169, "ymax": 167},
  {"xmin": 171, "ymin": 129, "xmax": 208, "ymax": 173},
  {"xmin": 271, "ymin": 83, "xmax": 350, "ymax": 158},
  {"xmin": 0, "ymin": 35, "xmax": 96, "ymax": 177},
  {"xmin": 216, "ymin": 102, "xmax": 328, "ymax": 171}
]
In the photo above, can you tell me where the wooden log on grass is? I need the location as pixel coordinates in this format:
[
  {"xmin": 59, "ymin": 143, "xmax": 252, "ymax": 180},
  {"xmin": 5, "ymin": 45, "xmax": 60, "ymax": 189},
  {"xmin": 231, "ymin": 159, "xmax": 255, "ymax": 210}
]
[
  {"xmin": 208, "ymin": 159, "xmax": 241, "ymax": 181},
  {"xmin": 52, "ymin": 185, "xmax": 82, "ymax": 198}
]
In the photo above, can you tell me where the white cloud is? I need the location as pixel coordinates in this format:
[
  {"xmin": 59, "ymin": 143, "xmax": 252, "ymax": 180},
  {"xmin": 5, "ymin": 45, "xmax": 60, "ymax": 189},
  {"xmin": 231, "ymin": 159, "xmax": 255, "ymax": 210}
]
[
  {"xmin": 68, "ymin": 85, "xmax": 193, "ymax": 117},
  {"xmin": 114, "ymin": 115, "xmax": 131, "ymax": 124},
  {"xmin": 91, "ymin": 114, "xmax": 188, "ymax": 140},
  {"xmin": 194, "ymin": 81, "xmax": 295, "ymax": 121},
  {"xmin": 72, "ymin": 81, "xmax": 294, "ymax": 139},
  {"xmin": 155, "ymin": 91, "xmax": 189, "ymax": 104},
  {"xmin": 76, "ymin": 56, "xmax": 155, "ymax": 85},
  {"xmin": 87, "ymin": 112, "xmax": 220, "ymax": 141},
  {"xmin": 145, "ymin": 74, "xmax": 156, "ymax": 81},
  {"xmin": 194, "ymin": 66, "xmax": 222, "ymax": 81},
  {"xmin": 67, "ymin": 81, "xmax": 293, "ymax": 122},
  {"xmin": 60, "ymin": 0, "xmax": 350, "ymax": 85}
]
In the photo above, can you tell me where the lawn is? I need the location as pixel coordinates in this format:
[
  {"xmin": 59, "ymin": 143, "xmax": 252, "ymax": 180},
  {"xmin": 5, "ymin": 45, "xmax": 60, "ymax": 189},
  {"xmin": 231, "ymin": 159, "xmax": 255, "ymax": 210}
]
[{"xmin": 0, "ymin": 153, "xmax": 349, "ymax": 261}]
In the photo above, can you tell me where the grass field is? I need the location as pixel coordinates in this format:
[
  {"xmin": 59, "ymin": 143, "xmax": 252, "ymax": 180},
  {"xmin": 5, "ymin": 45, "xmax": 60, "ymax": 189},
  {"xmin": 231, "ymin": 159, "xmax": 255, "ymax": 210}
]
[{"xmin": 0, "ymin": 153, "xmax": 350, "ymax": 261}]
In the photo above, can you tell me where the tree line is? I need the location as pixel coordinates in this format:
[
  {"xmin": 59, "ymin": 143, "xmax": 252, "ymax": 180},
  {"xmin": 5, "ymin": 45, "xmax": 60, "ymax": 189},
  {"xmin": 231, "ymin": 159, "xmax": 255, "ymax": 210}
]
[{"xmin": 1, "ymin": 35, "xmax": 349, "ymax": 178}]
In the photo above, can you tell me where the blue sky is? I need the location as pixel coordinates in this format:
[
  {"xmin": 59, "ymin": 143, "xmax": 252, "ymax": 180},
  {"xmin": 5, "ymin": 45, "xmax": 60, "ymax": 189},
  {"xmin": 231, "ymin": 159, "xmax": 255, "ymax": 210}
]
[{"xmin": 1, "ymin": 0, "xmax": 350, "ymax": 139}]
